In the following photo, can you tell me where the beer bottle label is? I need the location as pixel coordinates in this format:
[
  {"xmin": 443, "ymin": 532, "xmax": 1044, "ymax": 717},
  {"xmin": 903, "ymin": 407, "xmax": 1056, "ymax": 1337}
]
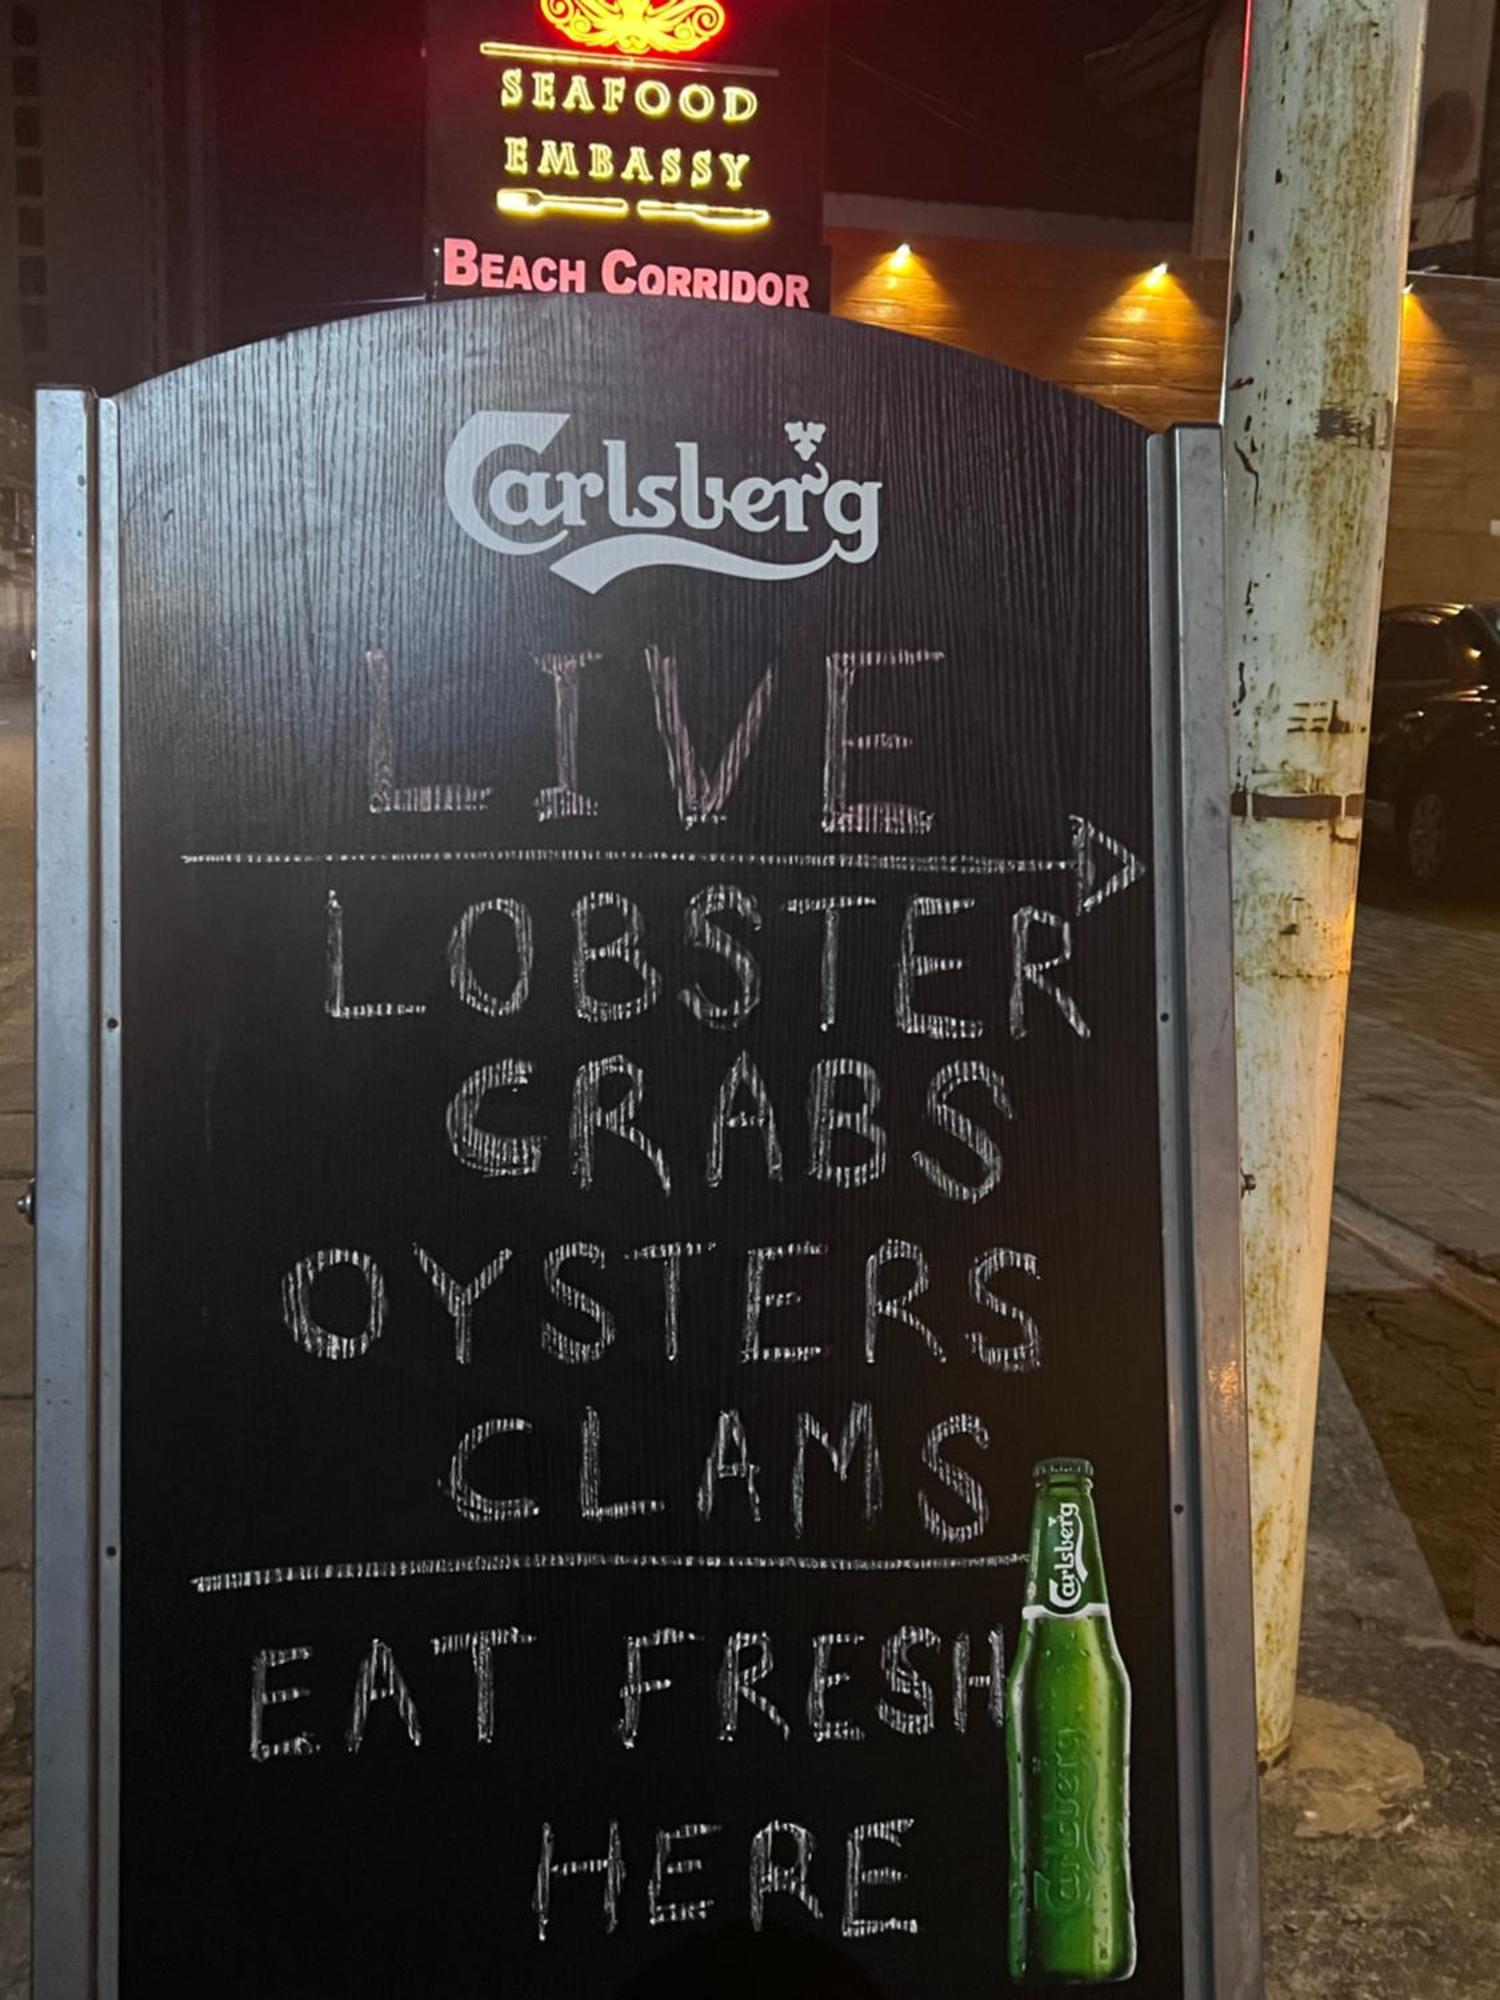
[{"xmin": 1023, "ymin": 1494, "xmax": 1108, "ymax": 1620}]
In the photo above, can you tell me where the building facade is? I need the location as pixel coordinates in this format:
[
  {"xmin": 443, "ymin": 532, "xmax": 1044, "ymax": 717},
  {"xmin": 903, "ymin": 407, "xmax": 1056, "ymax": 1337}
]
[
  {"xmin": 828, "ymin": 210, "xmax": 1500, "ymax": 609},
  {"xmin": 3, "ymin": 0, "xmax": 214, "ymax": 404}
]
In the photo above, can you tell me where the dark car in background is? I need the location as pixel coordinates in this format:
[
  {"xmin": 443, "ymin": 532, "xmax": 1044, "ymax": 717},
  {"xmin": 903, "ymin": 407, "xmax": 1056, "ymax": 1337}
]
[{"xmin": 1365, "ymin": 602, "xmax": 1500, "ymax": 893}]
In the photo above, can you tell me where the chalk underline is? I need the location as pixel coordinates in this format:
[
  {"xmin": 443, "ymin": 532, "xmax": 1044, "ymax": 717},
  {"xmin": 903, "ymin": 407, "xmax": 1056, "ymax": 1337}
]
[
  {"xmin": 181, "ymin": 849, "xmax": 1075, "ymax": 876},
  {"xmin": 192, "ymin": 1550, "xmax": 1027, "ymax": 1595}
]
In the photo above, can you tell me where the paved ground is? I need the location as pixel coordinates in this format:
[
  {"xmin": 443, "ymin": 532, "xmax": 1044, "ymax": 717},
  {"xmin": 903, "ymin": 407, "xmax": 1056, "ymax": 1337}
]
[
  {"xmin": 1333, "ymin": 877, "xmax": 1500, "ymax": 1280},
  {"xmin": 1268, "ymin": 867, "xmax": 1500, "ymax": 2000},
  {"xmin": 1261, "ymin": 1340, "xmax": 1500, "ymax": 2000},
  {"xmin": 1325, "ymin": 872, "xmax": 1500, "ymax": 1638},
  {"xmin": 1326, "ymin": 1257, "xmax": 1496, "ymax": 1634},
  {"xmin": 0, "ymin": 696, "xmax": 1497, "ymax": 1994}
]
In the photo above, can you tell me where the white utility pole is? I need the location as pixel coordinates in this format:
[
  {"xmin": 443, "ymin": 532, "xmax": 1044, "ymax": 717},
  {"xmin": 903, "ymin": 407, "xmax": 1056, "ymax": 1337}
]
[{"xmin": 1221, "ymin": 0, "xmax": 1426, "ymax": 1764}]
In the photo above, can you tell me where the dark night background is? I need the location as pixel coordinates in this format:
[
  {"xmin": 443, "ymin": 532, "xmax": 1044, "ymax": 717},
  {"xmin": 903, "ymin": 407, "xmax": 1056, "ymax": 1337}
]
[{"xmin": 217, "ymin": 0, "xmax": 1190, "ymax": 344}]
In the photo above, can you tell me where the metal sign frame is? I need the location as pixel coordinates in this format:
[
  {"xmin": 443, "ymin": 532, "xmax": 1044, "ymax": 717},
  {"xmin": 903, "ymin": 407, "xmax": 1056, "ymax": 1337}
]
[{"xmin": 32, "ymin": 368, "xmax": 1261, "ymax": 1997}]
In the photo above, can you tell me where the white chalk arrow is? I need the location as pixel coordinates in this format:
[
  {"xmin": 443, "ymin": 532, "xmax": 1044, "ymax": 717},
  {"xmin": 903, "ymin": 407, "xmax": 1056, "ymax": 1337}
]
[
  {"xmin": 1071, "ymin": 816, "xmax": 1147, "ymax": 916},
  {"xmin": 182, "ymin": 821, "xmax": 1151, "ymax": 892}
]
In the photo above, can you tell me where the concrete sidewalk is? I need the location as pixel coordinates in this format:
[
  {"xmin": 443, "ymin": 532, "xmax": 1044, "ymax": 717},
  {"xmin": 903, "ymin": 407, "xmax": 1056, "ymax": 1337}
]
[
  {"xmin": 1257, "ymin": 875, "xmax": 1500, "ymax": 2000},
  {"xmin": 1331, "ymin": 885, "xmax": 1500, "ymax": 1289},
  {"xmin": 1327, "ymin": 879, "xmax": 1500, "ymax": 1637},
  {"xmin": 1260, "ymin": 1339, "xmax": 1500, "ymax": 2000}
]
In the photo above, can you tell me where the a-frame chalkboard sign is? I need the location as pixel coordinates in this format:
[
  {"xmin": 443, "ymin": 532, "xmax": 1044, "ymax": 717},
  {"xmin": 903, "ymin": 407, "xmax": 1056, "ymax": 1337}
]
[{"xmin": 34, "ymin": 297, "xmax": 1262, "ymax": 1997}]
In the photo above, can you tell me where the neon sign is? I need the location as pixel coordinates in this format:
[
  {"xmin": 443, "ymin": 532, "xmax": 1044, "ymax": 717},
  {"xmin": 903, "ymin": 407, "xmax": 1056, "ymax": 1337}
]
[
  {"xmin": 540, "ymin": 0, "xmax": 728, "ymax": 58},
  {"xmin": 482, "ymin": 25, "xmax": 767, "ymax": 232},
  {"xmin": 425, "ymin": 0, "xmax": 831, "ymax": 309}
]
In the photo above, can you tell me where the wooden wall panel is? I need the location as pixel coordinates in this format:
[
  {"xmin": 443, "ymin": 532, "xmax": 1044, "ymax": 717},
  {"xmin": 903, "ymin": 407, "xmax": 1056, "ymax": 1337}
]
[{"xmin": 830, "ymin": 228, "xmax": 1500, "ymax": 610}]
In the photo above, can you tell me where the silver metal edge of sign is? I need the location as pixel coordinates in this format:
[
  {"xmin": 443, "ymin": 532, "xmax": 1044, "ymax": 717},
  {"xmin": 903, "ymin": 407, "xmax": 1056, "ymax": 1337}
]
[
  {"xmin": 1149, "ymin": 424, "xmax": 1265, "ymax": 2000},
  {"xmin": 96, "ymin": 395, "xmax": 124, "ymax": 2000},
  {"xmin": 33, "ymin": 385, "xmax": 101, "ymax": 1998}
]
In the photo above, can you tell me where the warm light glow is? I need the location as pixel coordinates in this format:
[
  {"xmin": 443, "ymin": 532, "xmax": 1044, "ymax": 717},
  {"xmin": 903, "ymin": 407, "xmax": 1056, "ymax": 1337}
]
[
  {"xmin": 497, "ymin": 185, "xmax": 631, "ymax": 219},
  {"xmin": 1101, "ymin": 256, "xmax": 1207, "ymax": 335},
  {"xmin": 863, "ymin": 242, "xmax": 948, "ymax": 316},
  {"xmin": 1398, "ymin": 284, "xmax": 1435, "ymax": 343},
  {"xmin": 540, "ymin": 0, "xmax": 728, "ymax": 59},
  {"xmin": 636, "ymin": 197, "xmax": 769, "ymax": 230}
]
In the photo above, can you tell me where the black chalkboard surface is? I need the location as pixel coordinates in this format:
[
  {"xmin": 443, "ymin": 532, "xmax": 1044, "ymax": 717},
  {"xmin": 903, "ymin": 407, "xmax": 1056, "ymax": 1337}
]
[{"xmin": 110, "ymin": 296, "xmax": 1197, "ymax": 1996}]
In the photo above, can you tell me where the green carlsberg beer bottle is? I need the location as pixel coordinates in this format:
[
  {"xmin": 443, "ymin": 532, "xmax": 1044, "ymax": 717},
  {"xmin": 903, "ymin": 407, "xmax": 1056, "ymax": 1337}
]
[{"xmin": 1007, "ymin": 1458, "xmax": 1136, "ymax": 1986}]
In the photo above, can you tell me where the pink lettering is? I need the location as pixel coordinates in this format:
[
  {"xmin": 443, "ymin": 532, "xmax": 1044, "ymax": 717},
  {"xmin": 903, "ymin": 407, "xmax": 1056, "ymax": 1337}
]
[
  {"xmin": 665, "ymin": 265, "xmax": 692, "ymax": 299},
  {"xmin": 443, "ymin": 238, "xmax": 478, "ymax": 288},
  {"xmin": 730, "ymin": 269, "xmax": 756, "ymax": 304},
  {"xmin": 602, "ymin": 248, "xmax": 637, "ymax": 294},
  {"xmin": 786, "ymin": 274, "xmax": 811, "ymax": 310},
  {"xmin": 532, "ymin": 257, "xmax": 558, "ymax": 293},
  {"xmin": 692, "ymin": 268, "xmax": 718, "ymax": 300},
  {"xmin": 480, "ymin": 253, "xmax": 504, "ymax": 289},
  {"xmin": 757, "ymin": 272, "xmax": 785, "ymax": 307},
  {"xmin": 506, "ymin": 255, "xmax": 534, "ymax": 292},
  {"xmin": 558, "ymin": 259, "xmax": 588, "ymax": 293}
]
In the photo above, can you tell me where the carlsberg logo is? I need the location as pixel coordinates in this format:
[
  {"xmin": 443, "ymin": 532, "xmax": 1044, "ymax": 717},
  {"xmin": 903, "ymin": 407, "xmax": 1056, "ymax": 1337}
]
[
  {"xmin": 1049, "ymin": 1501, "xmax": 1091, "ymax": 1611},
  {"xmin": 444, "ymin": 412, "xmax": 882, "ymax": 596}
]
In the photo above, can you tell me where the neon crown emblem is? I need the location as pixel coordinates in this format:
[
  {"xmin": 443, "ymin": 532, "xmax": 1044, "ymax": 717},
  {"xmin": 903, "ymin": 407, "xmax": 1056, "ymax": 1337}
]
[{"xmin": 540, "ymin": 0, "xmax": 729, "ymax": 58}]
